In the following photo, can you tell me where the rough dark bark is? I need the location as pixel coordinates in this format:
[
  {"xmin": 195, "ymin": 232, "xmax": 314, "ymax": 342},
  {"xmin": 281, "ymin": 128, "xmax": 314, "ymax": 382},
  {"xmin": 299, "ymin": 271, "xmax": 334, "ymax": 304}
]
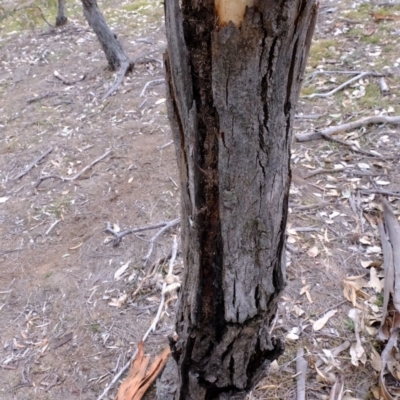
[
  {"xmin": 55, "ymin": 0, "xmax": 67, "ymax": 26},
  {"xmin": 160, "ymin": 0, "xmax": 318, "ymax": 399},
  {"xmin": 81, "ymin": 0, "xmax": 129, "ymax": 71}
]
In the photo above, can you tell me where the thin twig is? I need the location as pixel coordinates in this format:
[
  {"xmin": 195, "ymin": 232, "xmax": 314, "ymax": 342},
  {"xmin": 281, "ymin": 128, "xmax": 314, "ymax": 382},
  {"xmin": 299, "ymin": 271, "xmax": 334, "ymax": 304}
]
[
  {"xmin": 45, "ymin": 220, "xmax": 60, "ymax": 236},
  {"xmin": 26, "ymin": 92, "xmax": 57, "ymax": 104},
  {"xmin": 96, "ymin": 236, "xmax": 179, "ymax": 400},
  {"xmin": 142, "ymin": 218, "xmax": 180, "ymax": 266},
  {"xmin": 303, "ymin": 71, "xmax": 384, "ymax": 99},
  {"xmin": 35, "ymin": 150, "xmax": 111, "ymax": 188},
  {"xmin": 296, "ymin": 115, "xmax": 400, "ymax": 142},
  {"xmin": 140, "ymin": 79, "xmax": 165, "ymax": 97},
  {"xmin": 12, "ymin": 147, "xmax": 54, "ymax": 181},
  {"xmin": 149, "ymin": 235, "xmax": 178, "ymax": 332}
]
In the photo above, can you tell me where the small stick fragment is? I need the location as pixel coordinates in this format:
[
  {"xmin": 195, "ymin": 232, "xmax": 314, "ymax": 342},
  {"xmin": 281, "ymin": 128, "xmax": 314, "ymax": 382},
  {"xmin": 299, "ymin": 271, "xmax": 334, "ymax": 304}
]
[
  {"xmin": 12, "ymin": 147, "xmax": 54, "ymax": 181},
  {"xmin": 379, "ymin": 77, "xmax": 390, "ymax": 95},
  {"xmin": 296, "ymin": 348, "xmax": 307, "ymax": 400},
  {"xmin": 140, "ymin": 79, "xmax": 165, "ymax": 97},
  {"xmin": 35, "ymin": 150, "xmax": 111, "ymax": 188},
  {"xmin": 54, "ymin": 71, "xmax": 86, "ymax": 85},
  {"xmin": 46, "ymin": 220, "xmax": 60, "ymax": 236}
]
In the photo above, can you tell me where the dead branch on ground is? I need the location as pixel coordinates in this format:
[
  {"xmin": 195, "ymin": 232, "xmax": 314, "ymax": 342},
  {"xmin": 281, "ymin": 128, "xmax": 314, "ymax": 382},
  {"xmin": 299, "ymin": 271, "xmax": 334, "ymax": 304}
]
[
  {"xmin": 296, "ymin": 115, "xmax": 400, "ymax": 142},
  {"xmin": 12, "ymin": 147, "xmax": 53, "ymax": 181},
  {"xmin": 105, "ymin": 218, "xmax": 180, "ymax": 246},
  {"xmin": 35, "ymin": 150, "xmax": 111, "ymax": 188},
  {"xmin": 303, "ymin": 71, "xmax": 384, "ymax": 99}
]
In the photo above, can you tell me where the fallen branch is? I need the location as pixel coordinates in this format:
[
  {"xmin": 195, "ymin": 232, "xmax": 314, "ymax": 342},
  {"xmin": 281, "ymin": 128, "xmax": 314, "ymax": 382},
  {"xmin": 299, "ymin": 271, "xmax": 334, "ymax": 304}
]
[
  {"xmin": 12, "ymin": 147, "xmax": 54, "ymax": 181},
  {"xmin": 105, "ymin": 218, "xmax": 180, "ymax": 246},
  {"xmin": 96, "ymin": 236, "xmax": 179, "ymax": 400},
  {"xmin": 140, "ymin": 79, "xmax": 165, "ymax": 97},
  {"xmin": 35, "ymin": 150, "xmax": 111, "ymax": 188},
  {"xmin": 303, "ymin": 71, "xmax": 384, "ymax": 99},
  {"xmin": 296, "ymin": 115, "xmax": 400, "ymax": 142}
]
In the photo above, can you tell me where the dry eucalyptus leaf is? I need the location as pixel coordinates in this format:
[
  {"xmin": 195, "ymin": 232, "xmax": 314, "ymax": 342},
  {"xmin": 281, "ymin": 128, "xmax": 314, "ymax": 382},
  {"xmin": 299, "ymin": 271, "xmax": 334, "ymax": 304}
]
[
  {"xmin": 369, "ymin": 267, "xmax": 383, "ymax": 293},
  {"xmin": 114, "ymin": 261, "xmax": 131, "ymax": 281},
  {"xmin": 313, "ymin": 310, "xmax": 337, "ymax": 331},
  {"xmin": 307, "ymin": 246, "xmax": 320, "ymax": 258}
]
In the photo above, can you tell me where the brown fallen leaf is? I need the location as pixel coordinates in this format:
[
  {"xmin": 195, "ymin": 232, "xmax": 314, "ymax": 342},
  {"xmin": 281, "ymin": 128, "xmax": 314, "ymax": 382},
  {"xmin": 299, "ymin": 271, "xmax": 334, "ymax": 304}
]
[{"xmin": 115, "ymin": 341, "xmax": 171, "ymax": 400}]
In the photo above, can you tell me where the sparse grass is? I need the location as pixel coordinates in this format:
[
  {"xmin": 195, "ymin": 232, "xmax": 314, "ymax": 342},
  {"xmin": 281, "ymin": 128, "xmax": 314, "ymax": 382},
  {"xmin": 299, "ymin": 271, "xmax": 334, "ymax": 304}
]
[
  {"xmin": 308, "ymin": 39, "xmax": 338, "ymax": 67},
  {"xmin": 90, "ymin": 323, "xmax": 101, "ymax": 333},
  {"xmin": 344, "ymin": 318, "xmax": 355, "ymax": 332}
]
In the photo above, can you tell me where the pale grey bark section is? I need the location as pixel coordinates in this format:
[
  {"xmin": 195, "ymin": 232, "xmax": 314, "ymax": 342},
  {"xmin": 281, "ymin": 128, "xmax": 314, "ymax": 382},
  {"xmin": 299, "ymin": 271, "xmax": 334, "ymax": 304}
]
[{"xmin": 160, "ymin": 0, "xmax": 318, "ymax": 399}]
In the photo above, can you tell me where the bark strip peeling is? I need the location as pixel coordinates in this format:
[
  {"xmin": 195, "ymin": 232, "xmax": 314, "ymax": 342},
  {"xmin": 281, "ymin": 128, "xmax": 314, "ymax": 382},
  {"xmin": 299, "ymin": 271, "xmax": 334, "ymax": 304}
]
[{"xmin": 162, "ymin": 1, "xmax": 318, "ymax": 399}]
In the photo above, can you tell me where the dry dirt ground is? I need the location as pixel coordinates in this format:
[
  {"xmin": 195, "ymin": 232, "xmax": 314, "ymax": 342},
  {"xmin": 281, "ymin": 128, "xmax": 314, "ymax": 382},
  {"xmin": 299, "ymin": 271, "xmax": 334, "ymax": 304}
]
[{"xmin": 1, "ymin": 0, "xmax": 400, "ymax": 399}]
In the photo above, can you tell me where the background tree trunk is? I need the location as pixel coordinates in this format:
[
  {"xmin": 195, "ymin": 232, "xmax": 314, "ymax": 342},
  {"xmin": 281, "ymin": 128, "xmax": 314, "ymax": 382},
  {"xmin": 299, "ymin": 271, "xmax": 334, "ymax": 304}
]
[
  {"xmin": 55, "ymin": 0, "xmax": 67, "ymax": 26},
  {"xmin": 160, "ymin": 0, "xmax": 318, "ymax": 399},
  {"xmin": 81, "ymin": 0, "xmax": 129, "ymax": 71}
]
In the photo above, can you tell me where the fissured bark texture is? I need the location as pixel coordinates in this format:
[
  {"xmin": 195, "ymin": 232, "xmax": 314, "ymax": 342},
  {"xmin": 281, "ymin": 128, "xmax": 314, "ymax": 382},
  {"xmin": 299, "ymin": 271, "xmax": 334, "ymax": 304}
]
[{"xmin": 161, "ymin": 1, "xmax": 317, "ymax": 399}]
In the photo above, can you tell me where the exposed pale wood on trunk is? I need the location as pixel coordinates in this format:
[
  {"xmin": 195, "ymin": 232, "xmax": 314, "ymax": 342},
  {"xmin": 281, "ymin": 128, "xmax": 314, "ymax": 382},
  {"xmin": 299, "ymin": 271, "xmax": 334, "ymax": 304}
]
[{"xmin": 161, "ymin": 0, "xmax": 317, "ymax": 398}]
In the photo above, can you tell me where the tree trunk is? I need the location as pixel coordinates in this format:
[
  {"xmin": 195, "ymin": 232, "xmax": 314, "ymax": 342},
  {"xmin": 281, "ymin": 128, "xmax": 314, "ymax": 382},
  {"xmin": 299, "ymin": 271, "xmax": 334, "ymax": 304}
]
[
  {"xmin": 81, "ymin": 0, "xmax": 129, "ymax": 71},
  {"xmin": 55, "ymin": 0, "xmax": 67, "ymax": 26},
  {"xmin": 160, "ymin": 0, "xmax": 318, "ymax": 399}
]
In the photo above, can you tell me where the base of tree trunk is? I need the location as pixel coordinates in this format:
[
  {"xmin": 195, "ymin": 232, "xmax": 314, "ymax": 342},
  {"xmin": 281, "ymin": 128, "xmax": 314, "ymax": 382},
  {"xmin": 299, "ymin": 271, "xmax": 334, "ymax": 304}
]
[{"xmin": 55, "ymin": 16, "xmax": 68, "ymax": 26}]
